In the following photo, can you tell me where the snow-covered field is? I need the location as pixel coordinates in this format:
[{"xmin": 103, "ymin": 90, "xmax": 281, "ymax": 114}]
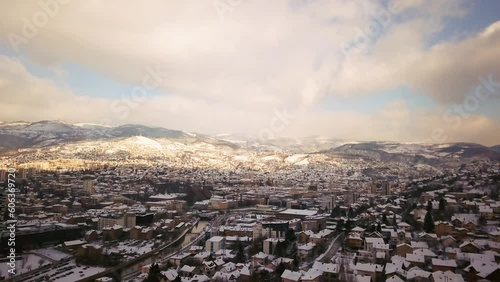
[
  {"xmin": 30, "ymin": 247, "xmax": 71, "ymax": 261},
  {"xmin": 0, "ymin": 254, "xmax": 49, "ymax": 277},
  {"xmin": 24, "ymin": 259, "xmax": 105, "ymax": 282}
]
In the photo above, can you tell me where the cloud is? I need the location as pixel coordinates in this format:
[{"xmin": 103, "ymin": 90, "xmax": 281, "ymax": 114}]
[{"xmin": 0, "ymin": 1, "xmax": 498, "ymax": 144}]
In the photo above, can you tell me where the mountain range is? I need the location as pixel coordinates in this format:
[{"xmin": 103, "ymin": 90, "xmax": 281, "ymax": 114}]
[{"xmin": 0, "ymin": 121, "xmax": 499, "ymax": 167}]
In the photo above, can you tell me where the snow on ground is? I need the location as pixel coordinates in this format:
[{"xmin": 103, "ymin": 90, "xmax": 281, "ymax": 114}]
[
  {"xmin": 24, "ymin": 259, "xmax": 105, "ymax": 282},
  {"xmin": 118, "ymin": 136, "xmax": 163, "ymax": 150},
  {"xmin": 105, "ymin": 240, "xmax": 155, "ymax": 257},
  {"xmin": 261, "ymin": 155, "xmax": 281, "ymax": 161},
  {"xmin": 0, "ymin": 254, "xmax": 50, "ymax": 277},
  {"xmin": 295, "ymin": 158, "xmax": 310, "ymax": 166},
  {"xmin": 233, "ymin": 155, "xmax": 249, "ymax": 161},
  {"xmin": 285, "ymin": 154, "xmax": 308, "ymax": 163},
  {"xmin": 31, "ymin": 247, "xmax": 71, "ymax": 261}
]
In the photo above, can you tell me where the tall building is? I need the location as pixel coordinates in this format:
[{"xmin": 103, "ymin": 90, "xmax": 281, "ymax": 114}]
[
  {"xmin": 0, "ymin": 169, "xmax": 6, "ymax": 182},
  {"xmin": 18, "ymin": 168, "xmax": 28, "ymax": 180},
  {"xmin": 206, "ymin": 236, "xmax": 225, "ymax": 253},
  {"xmin": 369, "ymin": 183, "xmax": 377, "ymax": 195},
  {"xmin": 124, "ymin": 212, "xmax": 137, "ymax": 228},
  {"xmin": 83, "ymin": 179, "xmax": 95, "ymax": 195},
  {"xmin": 383, "ymin": 182, "xmax": 392, "ymax": 195},
  {"xmin": 344, "ymin": 191, "xmax": 358, "ymax": 205}
]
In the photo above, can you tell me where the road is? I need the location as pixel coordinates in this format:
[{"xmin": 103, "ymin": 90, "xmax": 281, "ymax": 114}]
[
  {"xmin": 122, "ymin": 216, "xmax": 225, "ymax": 282},
  {"xmin": 317, "ymin": 233, "xmax": 345, "ymax": 263}
]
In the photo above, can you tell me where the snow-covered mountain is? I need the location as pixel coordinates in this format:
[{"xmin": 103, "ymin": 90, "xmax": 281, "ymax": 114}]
[
  {"xmin": 0, "ymin": 121, "xmax": 498, "ymax": 170},
  {"xmin": 0, "ymin": 120, "xmax": 190, "ymax": 151},
  {"xmin": 332, "ymin": 141, "xmax": 500, "ymax": 161}
]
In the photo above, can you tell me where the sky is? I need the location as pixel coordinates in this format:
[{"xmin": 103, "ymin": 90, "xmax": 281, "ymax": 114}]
[{"xmin": 0, "ymin": 0, "xmax": 499, "ymax": 145}]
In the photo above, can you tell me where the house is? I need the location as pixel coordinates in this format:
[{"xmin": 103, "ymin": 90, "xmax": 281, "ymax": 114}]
[
  {"xmin": 434, "ymin": 222, "xmax": 453, "ymax": 236},
  {"xmin": 396, "ymin": 243, "xmax": 413, "ymax": 257},
  {"xmin": 355, "ymin": 263, "xmax": 376, "ymax": 282},
  {"xmin": 64, "ymin": 239, "xmax": 87, "ymax": 252},
  {"xmin": 488, "ymin": 230, "xmax": 500, "ymax": 242},
  {"xmin": 440, "ymin": 235, "xmax": 457, "ymax": 248},
  {"xmin": 169, "ymin": 252, "xmax": 191, "ymax": 266},
  {"xmin": 281, "ymin": 269, "xmax": 302, "ymax": 282},
  {"xmin": 161, "ymin": 269, "xmax": 179, "ymax": 282},
  {"xmin": 297, "ymin": 243, "xmax": 316, "ymax": 261},
  {"xmin": 347, "ymin": 233, "xmax": 363, "ymax": 249},
  {"xmin": 179, "ymin": 265, "xmax": 196, "ymax": 278},
  {"xmin": 406, "ymin": 266, "xmax": 431, "ymax": 282},
  {"xmin": 464, "ymin": 221, "xmax": 478, "ymax": 233},
  {"xmin": 412, "ymin": 248, "xmax": 437, "ymax": 263},
  {"xmin": 397, "ymin": 222, "xmax": 411, "ymax": 232},
  {"xmin": 479, "ymin": 206, "xmax": 494, "ymax": 220},
  {"xmin": 430, "ymin": 271, "xmax": 464, "ymax": 282},
  {"xmin": 354, "ymin": 274, "xmax": 372, "ymax": 282},
  {"xmin": 431, "ymin": 259, "xmax": 457, "ymax": 272},
  {"xmin": 300, "ymin": 269, "xmax": 322, "ymax": 282},
  {"xmin": 237, "ymin": 265, "xmax": 251, "ymax": 282},
  {"xmin": 351, "ymin": 226, "xmax": 366, "ymax": 237},
  {"xmin": 252, "ymin": 252, "xmax": 274, "ymax": 266},
  {"xmin": 85, "ymin": 230, "xmax": 99, "ymax": 242},
  {"xmin": 464, "ymin": 261, "xmax": 500, "ymax": 282},
  {"xmin": 460, "ymin": 241, "xmax": 482, "ymax": 253},
  {"xmin": 365, "ymin": 237, "xmax": 384, "ymax": 252},
  {"xmin": 298, "ymin": 230, "xmax": 314, "ymax": 243},
  {"xmin": 406, "ymin": 253, "xmax": 425, "ymax": 268},
  {"xmin": 311, "ymin": 261, "xmax": 339, "ymax": 281}
]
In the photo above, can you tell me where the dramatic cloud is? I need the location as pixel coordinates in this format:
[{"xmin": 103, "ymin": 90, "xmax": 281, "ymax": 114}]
[{"xmin": 0, "ymin": 0, "xmax": 498, "ymax": 144}]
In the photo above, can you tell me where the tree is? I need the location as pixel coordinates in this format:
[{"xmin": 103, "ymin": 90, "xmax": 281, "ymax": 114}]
[
  {"xmin": 336, "ymin": 219, "xmax": 344, "ymax": 232},
  {"xmin": 439, "ymin": 198, "xmax": 446, "ymax": 211},
  {"xmin": 427, "ymin": 200, "xmax": 433, "ymax": 212},
  {"xmin": 423, "ymin": 211, "xmax": 435, "ymax": 233},
  {"xmin": 275, "ymin": 262, "xmax": 287, "ymax": 277},
  {"xmin": 285, "ymin": 229, "xmax": 296, "ymax": 242},
  {"xmin": 233, "ymin": 238, "xmax": 246, "ymax": 263},
  {"xmin": 331, "ymin": 205, "xmax": 341, "ymax": 218},
  {"xmin": 382, "ymin": 214, "xmax": 388, "ymax": 225},
  {"xmin": 479, "ymin": 215, "xmax": 487, "ymax": 226},
  {"xmin": 248, "ymin": 236, "xmax": 265, "ymax": 257},
  {"xmin": 144, "ymin": 263, "xmax": 163, "ymax": 282},
  {"xmin": 274, "ymin": 240, "xmax": 286, "ymax": 257},
  {"xmin": 345, "ymin": 219, "xmax": 352, "ymax": 233},
  {"xmin": 348, "ymin": 207, "xmax": 354, "ymax": 218},
  {"xmin": 392, "ymin": 214, "xmax": 397, "ymax": 227},
  {"xmin": 376, "ymin": 222, "xmax": 382, "ymax": 232}
]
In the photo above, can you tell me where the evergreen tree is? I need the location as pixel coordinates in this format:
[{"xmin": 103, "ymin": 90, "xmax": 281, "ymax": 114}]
[
  {"xmin": 285, "ymin": 229, "xmax": 296, "ymax": 242},
  {"xmin": 345, "ymin": 219, "xmax": 352, "ymax": 233},
  {"xmin": 423, "ymin": 211, "xmax": 435, "ymax": 233},
  {"xmin": 233, "ymin": 238, "xmax": 246, "ymax": 263},
  {"xmin": 427, "ymin": 200, "xmax": 433, "ymax": 212},
  {"xmin": 275, "ymin": 262, "xmax": 286, "ymax": 277},
  {"xmin": 392, "ymin": 214, "xmax": 397, "ymax": 227},
  {"xmin": 336, "ymin": 219, "xmax": 344, "ymax": 232},
  {"xmin": 439, "ymin": 198, "xmax": 446, "ymax": 211},
  {"xmin": 376, "ymin": 222, "xmax": 382, "ymax": 232},
  {"xmin": 144, "ymin": 263, "xmax": 163, "ymax": 282},
  {"xmin": 382, "ymin": 214, "xmax": 388, "ymax": 225}
]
